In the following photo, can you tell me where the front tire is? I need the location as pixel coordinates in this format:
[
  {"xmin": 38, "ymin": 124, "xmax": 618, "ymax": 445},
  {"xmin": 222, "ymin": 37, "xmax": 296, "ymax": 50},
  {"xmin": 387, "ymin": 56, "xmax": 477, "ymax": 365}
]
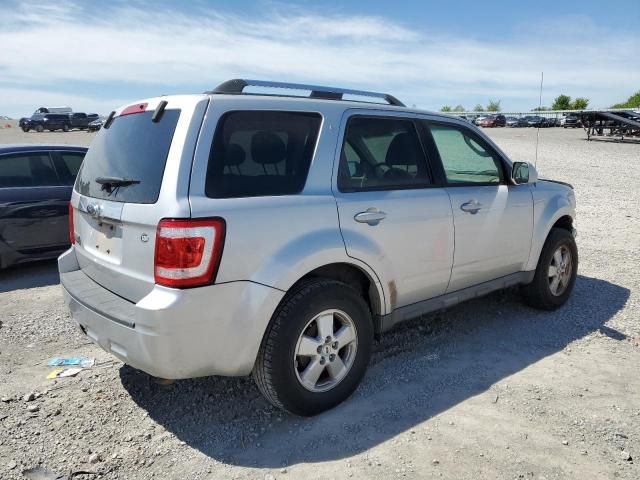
[
  {"xmin": 522, "ymin": 228, "xmax": 578, "ymax": 310},
  {"xmin": 35, "ymin": 125, "xmax": 44, "ymax": 132},
  {"xmin": 62, "ymin": 124, "xmax": 70, "ymax": 132},
  {"xmin": 253, "ymin": 278, "xmax": 373, "ymax": 416}
]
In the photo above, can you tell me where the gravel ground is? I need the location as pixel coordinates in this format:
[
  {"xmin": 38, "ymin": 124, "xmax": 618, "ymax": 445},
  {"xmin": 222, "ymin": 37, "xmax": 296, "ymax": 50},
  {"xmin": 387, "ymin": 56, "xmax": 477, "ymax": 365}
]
[{"xmin": 0, "ymin": 125, "xmax": 638, "ymax": 480}]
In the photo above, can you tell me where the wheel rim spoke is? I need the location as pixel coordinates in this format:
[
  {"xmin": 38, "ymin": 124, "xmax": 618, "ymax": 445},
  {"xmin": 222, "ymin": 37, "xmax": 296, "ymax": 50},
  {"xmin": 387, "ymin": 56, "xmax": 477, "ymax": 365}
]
[
  {"xmin": 553, "ymin": 250, "xmax": 563, "ymax": 267},
  {"xmin": 326, "ymin": 356, "xmax": 347, "ymax": 380},
  {"xmin": 550, "ymin": 275, "xmax": 560, "ymax": 294},
  {"xmin": 334, "ymin": 325, "xmax": 356, "ymax": 348},
  {"xmin": 548, "ymin": 265, "xmax": 558, "ymax": 277},
  {"xmin": 297, "ymin": 335, "xmax": 321, "ymax": 357},
  {"xmin": 316, "ymin": 313, "xmax": 334, "ymax": 340},
  {"xmin": 300, "ymin": 358, "xmax": 325, "ymax": 389}
]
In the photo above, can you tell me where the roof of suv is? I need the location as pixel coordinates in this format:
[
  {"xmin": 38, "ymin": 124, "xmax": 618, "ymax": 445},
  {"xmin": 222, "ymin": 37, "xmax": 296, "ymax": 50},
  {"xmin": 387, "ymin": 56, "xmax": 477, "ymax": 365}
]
[{"xmin": 197, "ymin": 78, "xmax": 457, "ymax": 123}]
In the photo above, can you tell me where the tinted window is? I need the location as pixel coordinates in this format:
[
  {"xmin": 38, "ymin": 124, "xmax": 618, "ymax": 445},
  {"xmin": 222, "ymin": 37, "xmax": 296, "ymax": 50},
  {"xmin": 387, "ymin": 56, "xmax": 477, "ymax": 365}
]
[
  {"xmin": 205, "ymin": 111, "xmax": 321, "ymax": 198},
  {"xmin": 0, "ymin": 153, "xmax": 60, "ymax": 187},
  {"xmin": 428, "ymin": 125, "xmax": 502, "ymax": 184},
  {"xmin": 76, "ymin": 110, "xmax": 180, "ymax": 203},
  {"xmin": 55, "ymin": 152, "xmax": 85, "ymax": 185},
  {"xmin": 338, "ymin": 116, "xmax": 431, "ymax": 192}
]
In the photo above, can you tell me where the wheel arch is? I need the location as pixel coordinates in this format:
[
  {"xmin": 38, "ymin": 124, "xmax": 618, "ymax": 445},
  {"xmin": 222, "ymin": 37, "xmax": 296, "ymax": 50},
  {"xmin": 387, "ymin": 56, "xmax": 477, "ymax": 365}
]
[
  {"xmin": 526, "ymin": 204, "xmax": 575, "ymax": 271},
  {"xmin": 292, "ymin": 262, "xmax": 385, "ymax": 318}
]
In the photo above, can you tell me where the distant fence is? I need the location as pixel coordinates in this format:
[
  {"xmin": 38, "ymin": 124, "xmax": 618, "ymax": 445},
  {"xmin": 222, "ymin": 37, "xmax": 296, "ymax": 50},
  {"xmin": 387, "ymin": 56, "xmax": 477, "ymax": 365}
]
[{"xmin": 449, "ymin": 108, "xmax": 639, "ymax": 118}]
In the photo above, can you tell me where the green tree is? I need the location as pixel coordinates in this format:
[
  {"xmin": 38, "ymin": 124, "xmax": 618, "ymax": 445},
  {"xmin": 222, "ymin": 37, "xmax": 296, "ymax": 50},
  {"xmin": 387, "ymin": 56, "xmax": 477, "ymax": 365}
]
[
  {"xmin": 486, "ymin": 99, "xmax": 501, "ymax": 112},
  {"xmin": 551, "ymin": 94, "xmax": 572, "ymax": 110},
  {"xmin": 473, "ymin": 104, "xmax": 484, "ymax": 112},
  {"xmin": 453, "ymin": 104, "xmax": 465, "ymax": 112},
  {"xmin": 532, "ymin": 106, "xmax": 549, "ymax": 111},
  {"xmin": 571, "ymin": 97, "xmax": 589, "ymax": 110},
  {"xmin": 440, "ymin": 105, "xmax": 452, "ymax": 112},
  {"xmin": 611, "ymin": 90, "xmax": 640, "ymax": 109}
]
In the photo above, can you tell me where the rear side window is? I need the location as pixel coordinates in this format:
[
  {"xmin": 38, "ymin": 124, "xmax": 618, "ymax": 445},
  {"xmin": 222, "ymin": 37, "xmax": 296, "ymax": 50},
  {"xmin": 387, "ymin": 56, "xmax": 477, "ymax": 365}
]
[
  {"xmin": 76, "ymin": 110, "xmax": 180, "ymax": 203},
  {"xmin": 427, "ymin": 125, "xmax": 503, "ymax": 184},
  {"xmin": 205, "ymin": 111, "xmax": 321, "ymax": 198},
  {"xmin": 54, "ymin": 151, "xmax": 85, "ymax": 185},
  {"xmin": 0, "ymin": 153, "xmax": 60, "ymax": 187},
  {"xmin": 338, "ymin": 116, "xmax": 431, "ymax": 192}
]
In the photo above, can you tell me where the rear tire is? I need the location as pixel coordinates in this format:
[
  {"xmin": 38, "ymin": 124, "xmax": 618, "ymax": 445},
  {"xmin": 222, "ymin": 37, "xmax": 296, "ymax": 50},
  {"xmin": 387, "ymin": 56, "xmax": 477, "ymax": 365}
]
[
  {"xmin": 522, "ymin": 228, "xmax": 578, "ymax": 310},
  {"xmin": 62, "ymin": 124, "xmax": 70, "ymax": 132},
  {"xmin": 35, "ymin": 125, "xmax": 43, "ymax": 132},
  {"xmin": 253, "ymin": 278, "xmax": 373, "ymax": 416}
]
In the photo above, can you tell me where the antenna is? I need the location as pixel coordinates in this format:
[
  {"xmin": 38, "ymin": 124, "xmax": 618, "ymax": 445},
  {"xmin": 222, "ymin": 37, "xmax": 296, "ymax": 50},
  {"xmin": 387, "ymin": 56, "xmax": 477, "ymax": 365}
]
[{"xmin": 535, "ymin": 71, "xmax": 544, "ymax": 167}]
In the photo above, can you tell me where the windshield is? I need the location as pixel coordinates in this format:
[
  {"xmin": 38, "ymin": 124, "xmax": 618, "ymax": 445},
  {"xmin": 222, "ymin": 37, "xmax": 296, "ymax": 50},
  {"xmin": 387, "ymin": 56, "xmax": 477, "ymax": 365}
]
[{"xmin": 75, "ymin": 109, "xmax": 180, "ymax": 203}]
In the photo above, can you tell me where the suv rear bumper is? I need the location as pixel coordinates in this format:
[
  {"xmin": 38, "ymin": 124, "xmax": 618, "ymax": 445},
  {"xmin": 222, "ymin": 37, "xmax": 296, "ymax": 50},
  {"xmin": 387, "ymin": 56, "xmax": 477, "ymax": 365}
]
[{"xmin": 58, "ymin": 249, "xmax": 284, "ymax": 379}]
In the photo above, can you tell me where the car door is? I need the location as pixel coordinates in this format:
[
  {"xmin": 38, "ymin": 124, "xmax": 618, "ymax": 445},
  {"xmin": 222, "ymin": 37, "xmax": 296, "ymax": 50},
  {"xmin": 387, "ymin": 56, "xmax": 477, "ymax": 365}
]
[
  {"xmin": 0, "ymin": 152, "xmax": 71, "ymax": 254},
  {"xmin": 422, "ymin": 121, "xmax": 533, "ymax": 292},
  {"xmin": 333, "ymin": 112, "xmax": 454, "ymax": 312}
]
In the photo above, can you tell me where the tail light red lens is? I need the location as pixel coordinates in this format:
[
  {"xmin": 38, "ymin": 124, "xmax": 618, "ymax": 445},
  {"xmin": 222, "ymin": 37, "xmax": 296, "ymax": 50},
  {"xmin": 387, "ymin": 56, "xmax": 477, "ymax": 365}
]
[
  {"xmin": 154, "ymin": 218, "xmax": 225, "ymax": 288},
  {"xmin": 68, "ymin": 202, "xmax": 75, "ymax": 245}
]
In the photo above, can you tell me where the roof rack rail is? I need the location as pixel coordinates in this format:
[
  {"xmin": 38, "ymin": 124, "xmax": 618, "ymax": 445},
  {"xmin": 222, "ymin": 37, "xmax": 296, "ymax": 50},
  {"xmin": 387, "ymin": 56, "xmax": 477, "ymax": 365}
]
[{"xmin": 206, "ymin": 79, "xmax": 406, "ymax": 107}]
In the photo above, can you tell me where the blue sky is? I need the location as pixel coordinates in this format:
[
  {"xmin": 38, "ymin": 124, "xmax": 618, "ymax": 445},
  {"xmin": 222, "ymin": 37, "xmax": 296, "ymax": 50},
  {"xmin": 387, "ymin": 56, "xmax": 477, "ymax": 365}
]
[{"xmin": 1, "ymin": 0, "xmax": 638, "ymax": 117}]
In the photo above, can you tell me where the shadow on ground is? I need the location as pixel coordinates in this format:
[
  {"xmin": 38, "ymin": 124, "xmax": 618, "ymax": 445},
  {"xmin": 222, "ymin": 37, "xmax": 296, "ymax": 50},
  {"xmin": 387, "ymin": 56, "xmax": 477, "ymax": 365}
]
[
  {"xmin": 0, "ymin": 260, "xmax": 59, "ymax": 293},
  {"xmin": 121, "ymin": 275, "xmax": 629, "ymax": 467}
]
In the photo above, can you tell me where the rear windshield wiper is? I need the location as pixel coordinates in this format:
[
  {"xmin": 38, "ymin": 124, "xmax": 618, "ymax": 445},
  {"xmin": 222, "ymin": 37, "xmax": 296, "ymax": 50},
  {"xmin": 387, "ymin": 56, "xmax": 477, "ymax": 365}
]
[{"xmin": 95, "ymin": 176, "xmax": 140, "ymax": 194}]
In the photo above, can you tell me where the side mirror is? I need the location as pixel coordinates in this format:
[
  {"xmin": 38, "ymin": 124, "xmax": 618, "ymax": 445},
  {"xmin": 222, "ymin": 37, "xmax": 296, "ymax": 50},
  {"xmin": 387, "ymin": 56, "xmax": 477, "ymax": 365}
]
[{"xmin": 511, "ymin": 161, "xmax": 538, "ymax": 184}]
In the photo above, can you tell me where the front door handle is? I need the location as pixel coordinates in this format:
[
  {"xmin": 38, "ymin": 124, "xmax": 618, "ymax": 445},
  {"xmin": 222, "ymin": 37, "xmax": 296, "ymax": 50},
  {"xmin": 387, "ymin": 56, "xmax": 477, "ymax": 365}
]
[
  {"xmin": 460, "ymin": 200, "xmax": 482, "ymax": 214},
  {"xmin": 354, "ymin": 208, "xmax": 387, "ymax": 225}
]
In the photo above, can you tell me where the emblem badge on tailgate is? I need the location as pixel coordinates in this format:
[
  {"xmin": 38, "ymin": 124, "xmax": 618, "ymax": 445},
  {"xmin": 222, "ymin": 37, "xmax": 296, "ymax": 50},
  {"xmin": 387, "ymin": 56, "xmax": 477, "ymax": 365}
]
[{"xmin": 86, "ymin": 203, "xmax": 103, "ymax": 219}]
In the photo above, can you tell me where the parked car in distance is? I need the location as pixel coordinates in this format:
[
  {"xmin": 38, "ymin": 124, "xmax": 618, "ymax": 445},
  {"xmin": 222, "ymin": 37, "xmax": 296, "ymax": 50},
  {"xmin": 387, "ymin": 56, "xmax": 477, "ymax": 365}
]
[
  {"xmin": 69, "ymin": 113, "xmax": 99, "ymax": 131},
  {"xmin": 506, "ymin": 116, "xmax": 527, "ymax": 127},
  {"xmin": 478, "ymin": 114, "xmax": 506, "ymax": 127},
  {"xmin": 19, "ymin": 113, "xmax": 71, "ymax": 132},
  {"xmin": 87, "ymin": 118, "xmax": 104, "ymax": 132},
  {"xmin": 60, "ymin": 79, "xmax": 578, "ymax": 416},
  {"xmin": 19, "ymin": 112, "xmax": 99, "ymax": 132},
  {"xmin": 523, "ymin": 115, "xmax": 551, "ymax": 128},
  {"xmin": 0, "ymin": 145, "xmax": 87, "ymax": 268},
  {"xmin": 473, "ymin": 115, "xmax": 488, "ymax": 125},
  {"xmin": 561, "ymin": 114, "xmax": 582, "ymax": 128}
]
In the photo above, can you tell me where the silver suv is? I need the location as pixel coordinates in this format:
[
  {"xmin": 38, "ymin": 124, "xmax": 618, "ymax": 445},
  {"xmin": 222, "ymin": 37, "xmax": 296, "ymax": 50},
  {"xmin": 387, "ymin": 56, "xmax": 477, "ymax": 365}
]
[{"xmin": 59, "ymin": 80, "xmax": 578, "ymax": 415}]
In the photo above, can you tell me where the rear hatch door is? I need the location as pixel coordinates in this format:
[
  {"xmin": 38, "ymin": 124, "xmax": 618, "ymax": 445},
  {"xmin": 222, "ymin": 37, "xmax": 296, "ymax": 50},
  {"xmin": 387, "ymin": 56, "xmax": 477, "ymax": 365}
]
[{"xmin": 71, "ymin": 96, "xmax": 208, "ymax": 302}]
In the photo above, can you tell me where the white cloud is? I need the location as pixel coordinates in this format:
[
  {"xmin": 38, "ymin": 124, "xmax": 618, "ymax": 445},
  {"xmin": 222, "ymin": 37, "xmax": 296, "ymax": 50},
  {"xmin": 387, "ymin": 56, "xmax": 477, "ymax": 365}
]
[{"xmin": 1, "ymin": 1, "xmax": 638, "ymax": 117}]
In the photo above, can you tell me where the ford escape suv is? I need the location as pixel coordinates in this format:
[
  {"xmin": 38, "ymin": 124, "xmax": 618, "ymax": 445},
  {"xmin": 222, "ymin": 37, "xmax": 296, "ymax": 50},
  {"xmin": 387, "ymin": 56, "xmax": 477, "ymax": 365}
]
[{"xmin": 59, "ymin": 79, "xmax": 578, "ymax": 416}]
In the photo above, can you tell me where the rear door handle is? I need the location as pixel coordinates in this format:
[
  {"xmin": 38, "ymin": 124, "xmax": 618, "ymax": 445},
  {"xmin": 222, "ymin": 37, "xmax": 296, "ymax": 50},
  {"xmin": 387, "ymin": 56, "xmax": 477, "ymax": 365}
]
[
  {"xmin": 354, "ymin": 208, "xmax": 387, "ymax": 225},
  {"xmin": 460, "ymin": 200, "xmax": 482, "ymax": 214}
]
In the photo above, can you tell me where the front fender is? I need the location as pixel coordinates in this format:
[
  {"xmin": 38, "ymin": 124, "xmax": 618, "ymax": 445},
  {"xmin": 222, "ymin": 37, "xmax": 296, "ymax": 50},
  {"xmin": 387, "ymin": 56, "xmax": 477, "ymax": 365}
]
[{"xmin": 525, "ymin": 189, "xmax": 575, "ymax": 271}]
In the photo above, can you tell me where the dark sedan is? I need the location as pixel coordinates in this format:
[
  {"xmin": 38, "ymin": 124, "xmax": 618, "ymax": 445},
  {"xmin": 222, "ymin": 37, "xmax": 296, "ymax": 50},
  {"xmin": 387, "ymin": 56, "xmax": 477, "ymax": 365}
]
[
  {"xmin": 506, "ymin": 116, "xmax": 528, "ymax": 127},
  {"xmin": 0, "ymin": 144, "xmax": 87, "ymax": 268}
]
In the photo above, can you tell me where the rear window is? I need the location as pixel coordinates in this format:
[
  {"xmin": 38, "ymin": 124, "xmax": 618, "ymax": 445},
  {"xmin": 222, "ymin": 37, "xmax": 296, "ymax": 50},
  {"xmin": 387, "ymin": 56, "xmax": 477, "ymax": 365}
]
[
  {"xmin": 205, "ymin": 111, "xmax": 322, "ymax": 198},
  {"xmin": 75, "ymin": 110, "xmax": 180, "ymax": 203}
]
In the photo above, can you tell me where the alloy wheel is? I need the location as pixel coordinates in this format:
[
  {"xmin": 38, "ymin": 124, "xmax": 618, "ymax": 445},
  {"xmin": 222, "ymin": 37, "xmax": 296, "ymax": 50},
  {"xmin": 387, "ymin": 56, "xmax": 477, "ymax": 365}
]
[
  {"xmin": 294, "ymin": 309, "xmax": 358, "ymax": 393},
  {"xmin": 548, "ymin": 245, "xmax": 572, "ymax": 296}
]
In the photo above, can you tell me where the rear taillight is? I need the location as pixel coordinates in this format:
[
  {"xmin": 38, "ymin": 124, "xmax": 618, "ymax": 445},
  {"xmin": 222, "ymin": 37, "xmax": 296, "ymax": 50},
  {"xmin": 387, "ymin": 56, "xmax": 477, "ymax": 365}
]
[
  {"xmin": 68, "ymin": 202, "xmax": 75, "ymax": 245},
  {"xmin": 154, "ymin": 218, "xmax": 225, "ymax": 288}
]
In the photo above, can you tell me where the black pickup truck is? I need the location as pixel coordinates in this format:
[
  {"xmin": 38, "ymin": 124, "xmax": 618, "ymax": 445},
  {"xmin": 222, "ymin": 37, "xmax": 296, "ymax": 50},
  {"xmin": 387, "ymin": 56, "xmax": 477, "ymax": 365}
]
[
  {"xmin": 19, "ymin": 112, "xmax": 99, "ymax": 132},
  {"xmin": 68, "ymin": 113, "xmax": 99, "ymax": 130}
]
